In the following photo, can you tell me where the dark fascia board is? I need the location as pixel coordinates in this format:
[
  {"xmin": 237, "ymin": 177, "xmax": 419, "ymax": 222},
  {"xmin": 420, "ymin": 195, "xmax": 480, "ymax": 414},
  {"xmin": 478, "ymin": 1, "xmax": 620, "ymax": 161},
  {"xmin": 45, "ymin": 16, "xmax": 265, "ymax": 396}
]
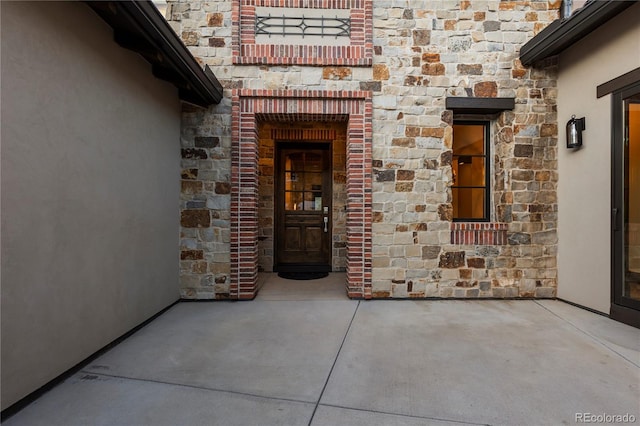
[
  {"xmin": 597, "ymin": 67, "xmax": 640, "ymax": 98},
  {"xmin": 85, "ymin": 1, "xmax": 222, "ymax": 107},
  {"xmin": 446, "ymin": 97, "xmax": 515, "ymax": 115},
  {"xmin": 519, "ymin": 0, "xmax": 636, "ymax": 67}
]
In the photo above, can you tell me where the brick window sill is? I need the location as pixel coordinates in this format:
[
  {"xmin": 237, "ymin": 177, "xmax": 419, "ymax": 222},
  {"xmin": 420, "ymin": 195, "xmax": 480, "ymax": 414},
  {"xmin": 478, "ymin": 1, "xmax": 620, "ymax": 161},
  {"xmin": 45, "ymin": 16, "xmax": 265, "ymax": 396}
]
[
  {"xmin": 233, "ymin": 50, "xmax": 373, "ymax": 67},
  {"xmin": 451, "ymin": 222, "xmax": 508, "ymax": 245}
]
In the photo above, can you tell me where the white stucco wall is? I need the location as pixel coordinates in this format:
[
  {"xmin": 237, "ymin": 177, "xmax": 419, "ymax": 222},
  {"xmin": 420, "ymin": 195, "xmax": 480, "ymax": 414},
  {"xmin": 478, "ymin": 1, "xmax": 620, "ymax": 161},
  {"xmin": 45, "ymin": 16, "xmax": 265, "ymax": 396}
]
[
  {"xmin": 1, "ymin": 2, "xmax": 181, "ymax": 409},
  {"xmin": 557, "ymin": 4, "xmax": 640, "ymax": 313}
]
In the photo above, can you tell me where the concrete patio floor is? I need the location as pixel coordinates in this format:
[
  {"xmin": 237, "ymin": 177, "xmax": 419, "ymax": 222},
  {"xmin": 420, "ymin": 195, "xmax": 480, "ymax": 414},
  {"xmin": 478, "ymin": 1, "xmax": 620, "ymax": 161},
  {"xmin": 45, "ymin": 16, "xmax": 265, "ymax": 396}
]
[{"xmin": 5, "ymin": 273, "xmax": 639, "ymax": 426}]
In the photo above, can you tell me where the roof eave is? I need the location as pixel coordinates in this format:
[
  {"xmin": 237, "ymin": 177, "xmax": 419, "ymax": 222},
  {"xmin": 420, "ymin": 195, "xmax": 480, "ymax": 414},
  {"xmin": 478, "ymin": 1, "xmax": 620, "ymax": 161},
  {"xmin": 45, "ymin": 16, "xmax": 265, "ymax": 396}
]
[
  {"xmin": 85, "ymin": 1, "xmax": 223, "ymax": 107},
  {"xmin": 519, "ymin": 0, "xmax": 635, "ymax": 67}
]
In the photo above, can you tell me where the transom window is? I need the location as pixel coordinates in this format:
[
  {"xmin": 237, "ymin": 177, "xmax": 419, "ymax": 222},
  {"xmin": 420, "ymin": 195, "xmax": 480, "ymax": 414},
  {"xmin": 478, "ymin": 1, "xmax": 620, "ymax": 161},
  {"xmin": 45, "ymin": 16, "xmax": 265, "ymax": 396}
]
[{"xmin": 452, "ymin": 122, "xmax": 490, "ymax": 221}]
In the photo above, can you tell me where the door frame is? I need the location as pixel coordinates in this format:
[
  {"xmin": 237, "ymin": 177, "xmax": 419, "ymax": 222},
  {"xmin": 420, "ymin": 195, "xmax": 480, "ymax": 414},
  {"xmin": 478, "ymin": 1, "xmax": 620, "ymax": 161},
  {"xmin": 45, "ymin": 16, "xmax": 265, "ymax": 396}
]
[
  {"xmin": 611, "ymin": 80, "xmax": 640, "ymax": 328},
  {"xmin": 274, "ymin": 141, "xmax": 333, "ymax": 272}
]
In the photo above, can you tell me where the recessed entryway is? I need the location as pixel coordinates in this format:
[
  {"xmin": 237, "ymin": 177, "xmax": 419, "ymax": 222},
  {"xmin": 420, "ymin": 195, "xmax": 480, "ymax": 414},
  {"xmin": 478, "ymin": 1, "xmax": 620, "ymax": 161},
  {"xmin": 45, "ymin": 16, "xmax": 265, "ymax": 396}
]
[
  {"xmin": 230, "ymin": 89, "xmax": 373, "ymax": 300},
  {"xmin": 256, "ymin": 123, "xmax": 348, "ymax": 277}
]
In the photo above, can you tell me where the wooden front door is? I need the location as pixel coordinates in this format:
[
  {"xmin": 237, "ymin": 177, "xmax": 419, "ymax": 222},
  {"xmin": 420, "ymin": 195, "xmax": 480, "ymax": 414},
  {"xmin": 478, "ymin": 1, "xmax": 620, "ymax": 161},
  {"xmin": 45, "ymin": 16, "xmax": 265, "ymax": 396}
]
[{"xmin": 276, "ymin": 143, "xmax": 332, "ymax": 272}]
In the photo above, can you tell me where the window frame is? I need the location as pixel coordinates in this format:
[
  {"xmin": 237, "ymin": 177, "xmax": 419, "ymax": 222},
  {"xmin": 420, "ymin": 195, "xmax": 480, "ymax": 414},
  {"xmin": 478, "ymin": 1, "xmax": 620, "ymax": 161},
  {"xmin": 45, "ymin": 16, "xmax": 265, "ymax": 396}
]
[
  {"xmin": 451, "ymin": 120, "xmax": 491, "ymax": 222},
  {"xmin": 611, "ymin": 80, "xmax": 640, "ymax": 326}
]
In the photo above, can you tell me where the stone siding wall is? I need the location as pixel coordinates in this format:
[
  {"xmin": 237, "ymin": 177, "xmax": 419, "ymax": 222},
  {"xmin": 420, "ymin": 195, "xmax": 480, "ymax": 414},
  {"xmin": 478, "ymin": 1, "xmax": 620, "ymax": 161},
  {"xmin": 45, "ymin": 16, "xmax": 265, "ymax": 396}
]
[
  {"xmin": 170, "ymin": 0, "xmax": 560, "ymax": 299},
  {"xmin": 179, "ymin": 103, "xmax": 232, "ymax": 299}
]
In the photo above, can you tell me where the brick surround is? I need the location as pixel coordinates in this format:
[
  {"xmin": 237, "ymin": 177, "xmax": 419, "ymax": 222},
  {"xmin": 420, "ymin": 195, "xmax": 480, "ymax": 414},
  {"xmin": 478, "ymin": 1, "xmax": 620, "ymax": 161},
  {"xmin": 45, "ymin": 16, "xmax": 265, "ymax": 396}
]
[
  {"xmin": 232, "ymin": 0, "xmax": 373, "ymax": 66},
  {"xmin": 231, "ymin": 89, "xmax": 373, "ymax": 299}
]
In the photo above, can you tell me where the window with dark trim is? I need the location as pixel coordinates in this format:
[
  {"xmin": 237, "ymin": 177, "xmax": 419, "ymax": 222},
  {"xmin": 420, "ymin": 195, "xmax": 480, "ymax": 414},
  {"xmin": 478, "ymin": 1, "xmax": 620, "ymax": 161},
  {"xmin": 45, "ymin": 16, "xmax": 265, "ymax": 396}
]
[{"xmin": 452, "ymin": 121, "xmax": 490, "ymax": 221}]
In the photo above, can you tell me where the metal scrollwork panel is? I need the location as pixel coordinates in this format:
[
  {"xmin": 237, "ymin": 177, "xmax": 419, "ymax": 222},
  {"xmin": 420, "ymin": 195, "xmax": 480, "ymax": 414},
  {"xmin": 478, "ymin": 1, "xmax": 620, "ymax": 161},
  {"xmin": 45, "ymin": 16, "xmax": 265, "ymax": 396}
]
[{"xmin": 255, "ymin": 14, "xmax": 350, "ymax": 39}]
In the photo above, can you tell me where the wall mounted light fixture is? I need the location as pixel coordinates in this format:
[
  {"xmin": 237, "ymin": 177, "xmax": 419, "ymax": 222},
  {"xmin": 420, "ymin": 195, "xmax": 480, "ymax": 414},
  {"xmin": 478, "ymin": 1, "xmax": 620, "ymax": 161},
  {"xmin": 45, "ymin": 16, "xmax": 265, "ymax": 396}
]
[{"xmin": 566, "ymin": 115, "xmax": 585, "ymax": 149}]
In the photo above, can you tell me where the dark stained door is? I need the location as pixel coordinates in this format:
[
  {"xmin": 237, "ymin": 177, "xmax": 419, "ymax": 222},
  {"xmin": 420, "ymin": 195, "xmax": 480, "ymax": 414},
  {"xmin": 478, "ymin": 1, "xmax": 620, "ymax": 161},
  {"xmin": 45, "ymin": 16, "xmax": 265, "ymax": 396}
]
[{"xmin": 276, "ymin": 144, "xmax": 331, "ymax": 272}]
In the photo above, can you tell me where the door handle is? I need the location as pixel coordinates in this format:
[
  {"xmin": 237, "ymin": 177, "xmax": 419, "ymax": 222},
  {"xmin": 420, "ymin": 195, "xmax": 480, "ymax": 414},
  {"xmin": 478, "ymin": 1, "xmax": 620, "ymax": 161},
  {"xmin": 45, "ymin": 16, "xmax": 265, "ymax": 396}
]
[
  {"xmin": 612, "ymin": 208, "xmax": 619, "ymax": 231},
  {"xmin": 323, "ymin": 216, "xmax": 328, "ymax": 233}
]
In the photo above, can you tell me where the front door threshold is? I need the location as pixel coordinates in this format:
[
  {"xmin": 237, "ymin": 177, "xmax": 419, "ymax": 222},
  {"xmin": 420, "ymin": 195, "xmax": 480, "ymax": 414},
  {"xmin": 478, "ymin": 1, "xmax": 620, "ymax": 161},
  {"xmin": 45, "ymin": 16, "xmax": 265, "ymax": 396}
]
[{"xmin": 276, "ymin": 263, "xmax": 332, "ymax": 273}]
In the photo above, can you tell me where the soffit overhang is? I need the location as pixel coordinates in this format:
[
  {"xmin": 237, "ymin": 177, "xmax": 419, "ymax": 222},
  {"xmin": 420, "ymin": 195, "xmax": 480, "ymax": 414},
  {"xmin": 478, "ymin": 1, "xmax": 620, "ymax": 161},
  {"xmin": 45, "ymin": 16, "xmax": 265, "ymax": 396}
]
[
  {"xmin": 519, "ymin": 0, "xmax": 636, "ymax": 67},
  {"xmin": 85, "ymin": 1, "xmax": 223, "ymax": 107}
]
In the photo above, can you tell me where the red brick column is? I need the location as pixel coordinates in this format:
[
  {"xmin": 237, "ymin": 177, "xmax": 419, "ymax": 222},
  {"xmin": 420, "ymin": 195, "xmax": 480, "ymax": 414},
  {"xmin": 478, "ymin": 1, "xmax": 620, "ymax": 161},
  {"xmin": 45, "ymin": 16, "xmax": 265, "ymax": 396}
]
[
  {"xmin": 345, "ymin": 105, "xmax": 373, "ymax": 298},
  {"xmin": 346, "ymin": 115, "xmax": 365, "ymax": 298},
  {"xmin": 231, "ymin": 94, "xmax": 259, "ymax": 299}
]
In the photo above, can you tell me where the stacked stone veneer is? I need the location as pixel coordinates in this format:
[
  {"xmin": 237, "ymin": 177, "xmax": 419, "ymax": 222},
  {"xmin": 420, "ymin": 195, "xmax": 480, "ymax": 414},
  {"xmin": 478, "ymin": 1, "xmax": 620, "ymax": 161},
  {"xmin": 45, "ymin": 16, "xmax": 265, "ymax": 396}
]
[
  {"xmin": 170, "ymin": 0, "xmax": 560, "ymax": 299},
  {"xmin": 179, "ymin": 102, "xmax": 232, "ymax": 299}
]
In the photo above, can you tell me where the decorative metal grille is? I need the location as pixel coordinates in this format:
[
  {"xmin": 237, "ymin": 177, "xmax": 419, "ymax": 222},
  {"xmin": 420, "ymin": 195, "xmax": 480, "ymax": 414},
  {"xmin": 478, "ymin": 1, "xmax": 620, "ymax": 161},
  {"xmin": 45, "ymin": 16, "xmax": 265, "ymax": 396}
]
[{"xmin": 255, "ymin": 14, "xmax": 350, "ymax": 38}]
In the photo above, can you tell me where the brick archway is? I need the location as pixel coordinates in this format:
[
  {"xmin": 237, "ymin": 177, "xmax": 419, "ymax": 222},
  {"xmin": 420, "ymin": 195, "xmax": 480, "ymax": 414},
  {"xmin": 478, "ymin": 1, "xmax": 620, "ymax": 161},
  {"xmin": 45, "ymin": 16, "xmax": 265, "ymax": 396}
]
[{"xmin": 231, "ymin": 89, "xmax": 372, "ymax": 299}]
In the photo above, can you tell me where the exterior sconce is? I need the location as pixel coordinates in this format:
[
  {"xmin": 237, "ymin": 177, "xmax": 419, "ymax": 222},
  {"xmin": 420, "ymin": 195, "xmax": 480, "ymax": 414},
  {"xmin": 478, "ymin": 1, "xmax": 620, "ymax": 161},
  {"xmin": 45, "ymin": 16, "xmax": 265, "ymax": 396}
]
[{"xmin": 566, "ymin": 115, "xmax": 585, "ymax": 149}]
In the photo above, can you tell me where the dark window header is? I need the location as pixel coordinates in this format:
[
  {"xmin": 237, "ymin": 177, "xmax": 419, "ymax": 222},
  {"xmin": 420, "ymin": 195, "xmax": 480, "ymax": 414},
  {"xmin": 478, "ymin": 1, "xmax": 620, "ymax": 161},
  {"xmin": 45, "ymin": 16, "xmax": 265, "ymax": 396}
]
[{"xmin": 446, "ymin": 97, "xmax": 514, "ymax": 115}]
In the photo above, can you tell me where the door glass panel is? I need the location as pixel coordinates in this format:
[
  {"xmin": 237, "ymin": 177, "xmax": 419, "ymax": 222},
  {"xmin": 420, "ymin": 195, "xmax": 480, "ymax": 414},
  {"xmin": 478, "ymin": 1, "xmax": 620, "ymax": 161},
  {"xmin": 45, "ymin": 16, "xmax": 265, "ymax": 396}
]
[
  {"xmin": 305, "ymin": 175, "xmax": 322, "ymax": 191},
  {"xmin": 305, "ymin": 153, "xmax": 323, "ymax": 171},
  {"xmin": 285, "ymin": 172, "xmax": 304, "ymax": 191},
  {"xmin": 284, "ymin": 150, "xmax": 324, "ymax": 211},
  {"xmin": 624, "ymin": 96, "xmax": 640, "ymax": 301},
  {"xmin": 285, "ymin": 192, "xmax": 303, "ymax": 211},
  {"xmin": 288, "ymin": 153, "xmax": 305, "ymax": 169}
]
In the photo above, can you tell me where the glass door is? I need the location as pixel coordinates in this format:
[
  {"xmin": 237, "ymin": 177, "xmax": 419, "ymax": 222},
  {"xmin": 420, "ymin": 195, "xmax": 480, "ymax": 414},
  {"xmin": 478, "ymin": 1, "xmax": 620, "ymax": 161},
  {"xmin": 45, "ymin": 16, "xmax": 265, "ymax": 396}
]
[{"xmin": 613, "ymin": 82, "xmax": 640, "ymax": 323}]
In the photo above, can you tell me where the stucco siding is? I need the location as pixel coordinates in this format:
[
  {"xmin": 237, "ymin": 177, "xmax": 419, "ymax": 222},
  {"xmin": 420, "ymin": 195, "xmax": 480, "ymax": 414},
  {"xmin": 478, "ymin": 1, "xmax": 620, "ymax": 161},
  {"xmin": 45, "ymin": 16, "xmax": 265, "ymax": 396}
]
[
  {"xmin": 557, "ymin": 3, "xmax": 640, "ymax": 313},
  {"xmin": 1, "ymin": 2, "xmax": 181, "ymax": 409}
]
